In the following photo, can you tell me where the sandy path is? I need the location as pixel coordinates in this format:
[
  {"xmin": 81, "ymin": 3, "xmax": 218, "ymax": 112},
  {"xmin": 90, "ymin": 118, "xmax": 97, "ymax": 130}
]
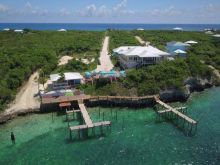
[
  {"xmin": 5, "ymin": 72, "xmax": 40, "ymax": 114},
  {"xmin": 135, "ymin": 36, "xmax": 151, "ymax": 46},
  {"xmin": 96, "ymin": 36, "xmax": 113, "ymax": 72},
  {"xmin": 58, "ymin": 55, "xmax": 73, "ymax": 66},
  {"xmin": 135, "ymin": 36, "xmax": 145, "ymax": 45}
]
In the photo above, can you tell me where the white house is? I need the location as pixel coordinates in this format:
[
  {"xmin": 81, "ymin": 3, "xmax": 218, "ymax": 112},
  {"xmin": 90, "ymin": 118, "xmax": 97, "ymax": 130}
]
[
  {"xmin": 58, "ymin": 29, "xmax": 67, "ymax": 32},
  {"xmin": 14, "ymin": 29, "xmax": 24, "ymax": 33},
  {"xmin": 137, "ymin": 28, "xmax": 144, "ymax": 31},
  {"xmin": 213, "ymin": 34, "xmax": 220, "ymax": 38},
  {"xmin": 173, "ymin": 27, "xmax": 183, "ymax": 31},
  {"xmin": 50, "ymin": 72, "xmax": 83, "ymax": 90},
  {"xmin": 3, "ymin": 28, "xmax": 10, "ymax": 31},
  {"xmin": 113, "ymin": 46, "xmax": 170, "ymax": 69}
]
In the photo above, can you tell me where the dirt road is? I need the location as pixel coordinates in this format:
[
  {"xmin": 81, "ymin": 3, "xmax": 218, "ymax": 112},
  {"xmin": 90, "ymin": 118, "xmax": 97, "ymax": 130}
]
[
  {"xmin": 96, "ymin": 36, "xmax": 113, "ymax": 72},
  {"xmin": 5, "ymin": 71, "xmax": 40, "ymax": 114}
]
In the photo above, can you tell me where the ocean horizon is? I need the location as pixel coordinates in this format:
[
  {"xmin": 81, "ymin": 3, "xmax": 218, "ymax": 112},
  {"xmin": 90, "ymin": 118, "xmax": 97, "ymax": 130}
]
[{"xmin": 1, "ymin": 23, "xmax": 220, "ymax": 31}]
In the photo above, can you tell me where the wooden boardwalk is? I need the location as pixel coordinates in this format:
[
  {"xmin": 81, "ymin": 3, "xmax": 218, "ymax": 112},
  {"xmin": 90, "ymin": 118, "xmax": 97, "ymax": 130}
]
[
  {"xmin": 41, "ymin": 95, "xmax": 91, "ymax": 105},
  {"xmin": 41, "ymin": 94, "xmax": 157, "ymax": 105}
]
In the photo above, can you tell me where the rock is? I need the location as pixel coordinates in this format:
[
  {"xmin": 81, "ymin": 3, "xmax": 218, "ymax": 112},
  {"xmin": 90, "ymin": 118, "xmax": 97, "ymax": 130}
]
[
  {"xmin": 0, "ymin": 108, "xmax": 40, "ymax": 124},
  {"xmin": 184, "ymin": 77, "xmax": 213, "ymax": 92},
  {"xmin": 159, "ymin": 87, "xmax": 189, "ymax": 102}
]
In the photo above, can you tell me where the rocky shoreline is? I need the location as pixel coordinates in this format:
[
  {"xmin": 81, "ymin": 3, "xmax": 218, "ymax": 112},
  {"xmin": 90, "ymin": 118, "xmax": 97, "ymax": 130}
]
[
  {"xmin": 160, "ymin": 77, "xmax": 220, "ymax": 102},
  {"xmin": 0, "ymin": 108, "xmax": 40, "ymax": 124}
]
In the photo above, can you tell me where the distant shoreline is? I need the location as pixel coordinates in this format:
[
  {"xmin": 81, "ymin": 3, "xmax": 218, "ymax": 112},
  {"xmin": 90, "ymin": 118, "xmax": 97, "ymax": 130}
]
[{"xmin": 1, "ymin": 23, "xmax": 220, "ymax": 31}]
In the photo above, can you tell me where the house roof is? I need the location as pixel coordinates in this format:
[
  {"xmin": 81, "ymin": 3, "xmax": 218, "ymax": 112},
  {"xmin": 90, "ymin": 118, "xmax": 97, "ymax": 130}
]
[
  {"xmin": 167, "ymin": 41, "xmax": 190, "ymax": 47},
  {"xmin": 50, "ymin": 72, "xmax": 83, "ymax": 82},
  {"xmin": 58, "ymin": 29, "xmax": 67, "ymax": 32},
  {"xmin": 14, "ymin": 29, "xmax": 23, "ymax": 32},
  {"xmin": 173, "ymin": 27, "xmax": 183, "ymax": 31},
  {"xmin": 213, "ymin": 34, "xmax": 220, "ymax": 38},
  {"xmin": 3, "ymin": 28, "xmax": 10, "ymax": 31},
  {"xmin": 50, "ymin": 74, "xmax": 61, "ymax": 82},
  {"xmin": 113, "ymin": 46, "xmax": 170, "ymax": 58},
  {"xmin": 174, "ymin": 49, "xmax": 187, "ymax": 54},
  {"xmin": 64, "ymin": 72, "xmax": 83, "ymax": 80},
  {"xmin": 185, "ymin": 40, "xmax": 198, "ymax": 44}
]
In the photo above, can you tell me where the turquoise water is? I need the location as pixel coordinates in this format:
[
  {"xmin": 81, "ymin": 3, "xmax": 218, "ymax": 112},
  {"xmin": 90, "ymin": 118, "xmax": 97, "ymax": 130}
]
[{"xmin": 0, "ymin": 88, "xmax": 220, "ymax": 165}]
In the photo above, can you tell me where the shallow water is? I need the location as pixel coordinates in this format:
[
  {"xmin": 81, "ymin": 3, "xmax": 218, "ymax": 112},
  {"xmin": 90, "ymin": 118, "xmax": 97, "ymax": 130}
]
[{"xmin": 0, "ymin": 87, "xmax": 220, "ymax": 165}]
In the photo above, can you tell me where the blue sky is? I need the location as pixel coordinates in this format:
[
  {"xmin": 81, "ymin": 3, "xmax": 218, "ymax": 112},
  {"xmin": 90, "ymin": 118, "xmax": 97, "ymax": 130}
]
[{"xmin": 0, "ymin": 0, "xmax": 220, "ymax": 23}]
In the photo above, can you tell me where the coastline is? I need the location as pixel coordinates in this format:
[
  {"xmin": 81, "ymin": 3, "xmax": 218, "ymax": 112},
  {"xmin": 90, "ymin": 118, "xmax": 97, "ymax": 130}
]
[
  {"xmin": 0, "ymin": 84, "xmax": 218, "ymax": 125},
  {"xmin": 1, "ymin": 23, "xmax": 220, "ymax": 31}
]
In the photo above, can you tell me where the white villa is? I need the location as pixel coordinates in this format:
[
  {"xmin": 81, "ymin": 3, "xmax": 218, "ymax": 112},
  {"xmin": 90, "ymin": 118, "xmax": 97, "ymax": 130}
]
[
  {"xmin": 113, "ymin": 46, "xmax": 171, "ymax": 69},
  {"xmin": 14, "ymin": 29, "xmax": 24, "ymax": 33},
  {"xmin": 58, "ymin": 29, "xmax": 67, "ymax": 32},
  {"xmin": 3, "ymin": 28, "xmax": 10, "ymax": 31},
  {"xmin": 49, "ymin": 72, "xmax": 83, "ymax": 90}
]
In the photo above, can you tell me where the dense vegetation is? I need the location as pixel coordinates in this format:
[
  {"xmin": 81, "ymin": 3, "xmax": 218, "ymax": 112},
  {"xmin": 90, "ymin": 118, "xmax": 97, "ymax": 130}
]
[
  {"xmin": 0, "ymin": 30, "xmax": 104, "ymax": 111},
  {"xmin": 108, "ymin": 30, "xmax": 140, "ymax": 52},
  {"xmin": 82, "ymin": 30, "xmax": 219, "ymax": 96}
]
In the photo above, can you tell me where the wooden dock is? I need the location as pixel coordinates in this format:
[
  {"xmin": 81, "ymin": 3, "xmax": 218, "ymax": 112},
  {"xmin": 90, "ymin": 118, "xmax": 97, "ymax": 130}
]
[
  {"xmin": 41, "ymin": 94, "xmax": 198, "ymax": 136},
  {"xmin": 155, "ymin": 97, "xmax": 197, "ymax": 135},
  {"xmin": 68, "ymin": 101, "xmax": 111, "ymax": 140},
  {"xmin": 155, "ymin": 99, "xmax": 196, "ymax": 124},
  {"xmin": 69, "ymin": 121, "xmax": 111, "ymax": 131},
  {"xmin": 78, "ymin": 103, "xmax": 94, "ymax": 128}
]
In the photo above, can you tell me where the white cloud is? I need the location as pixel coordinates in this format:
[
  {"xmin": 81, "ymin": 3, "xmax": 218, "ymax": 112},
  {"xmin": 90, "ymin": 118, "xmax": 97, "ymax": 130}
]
[
  {"xmin": 22, "ymin": 2, "xmax": 48, "ymax": 16},
  {"xmin": 86, "ymin": 4, "xmax": 97, "ymax": 16},
  {"xmin": 145, "ymin": 6, "xmax": 182, "ymax": 17},
  {"xmin": 113, "ymin": 0, "xmax": 127, "ymax": 12},
  {"xmin": 25, "ymin": 2, "xmax": 32, "ymax": 10},
  {"xmin": 59, "ymin": 8, "xmax": 70, "ymax": 16},
  {"xmin": 98, "ymin": 5, "xmax": 110, "ymax": 17},
  {"xmin": 0, "ymin": 4, "xmax": 9, "ymax": 13},
  {"xmin": 77, "ymin": 0, "xmax": 135, "ymax": 17}
]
